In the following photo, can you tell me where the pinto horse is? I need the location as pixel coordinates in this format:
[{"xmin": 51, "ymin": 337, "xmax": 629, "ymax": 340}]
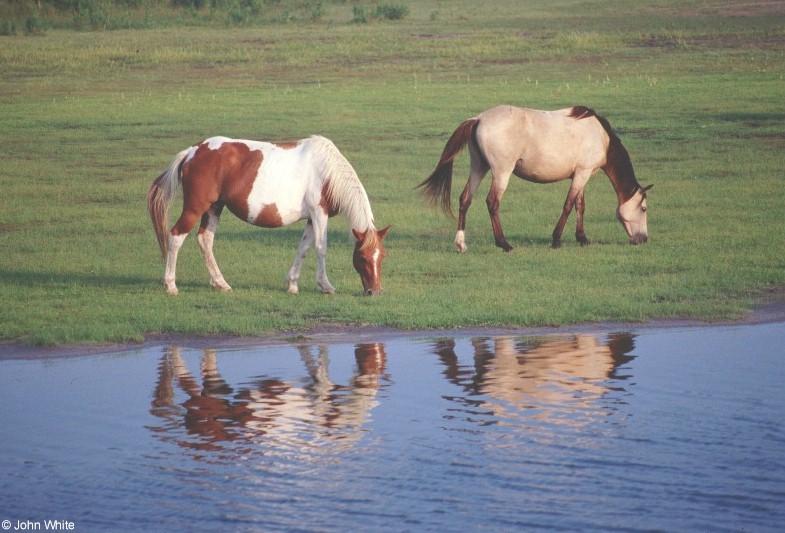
[
  {"xmin": 147, "ymin": 135, "xmax": 390, "ymax": 296},
  {"xmin": 418, "ymin": 105, "xmax": 651, "ymax": 252}
]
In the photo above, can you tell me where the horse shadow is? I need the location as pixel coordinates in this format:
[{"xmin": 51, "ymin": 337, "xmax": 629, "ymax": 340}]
[{"xmin": 0, "ymin": 268, "xmax": 150, "ymax": 289}]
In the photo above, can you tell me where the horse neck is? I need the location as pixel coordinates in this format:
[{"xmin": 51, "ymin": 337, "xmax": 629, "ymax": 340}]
[
  {"xmin": 316, "ymin": 138, "xmax": 375, "ymax": 232},
  {"xmin": 603, "ymin": 136, "xmax": 640, "ymax": 204}
]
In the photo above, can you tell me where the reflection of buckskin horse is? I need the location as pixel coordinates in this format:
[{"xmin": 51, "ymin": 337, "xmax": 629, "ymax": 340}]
[
  {"xmin": 149, "ymin": 343, "xmax": 387, "ymax": 454},
  {"xmin": 432, "ymin": 333, "xmax": 636, "ymax": 426}
]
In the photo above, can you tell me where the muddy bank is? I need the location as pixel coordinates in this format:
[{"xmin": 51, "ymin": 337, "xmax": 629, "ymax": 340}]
[{"xmin": 2, "ymin": 287, "xmax": 784, "ymax": 361}]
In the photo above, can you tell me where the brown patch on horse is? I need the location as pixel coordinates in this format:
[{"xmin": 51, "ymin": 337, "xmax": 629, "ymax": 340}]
[
  {"xmin": 273, "ymin": 141, "xmax": 299, "ymax": 150},
  {"xmin": 417, "ymin": 118, "xmax": 480, "ymax": 218},
  {"xmin": 254, "ymin": 203, "xmax": 284, "ymax": 227},
  {"xmin": 198, "ymin": 202, "xmax": 225, "ymax": 235},
  {"xmin": 570, "ymin": 106, "xmax": 640, "ymax": 202},
  {"xmin": 320, "ymin": 179, "xmax": 339, "ymax": 217},
  {"xmin": 180, "ymin": 141, "xmax": 264, "ymax": 224}
]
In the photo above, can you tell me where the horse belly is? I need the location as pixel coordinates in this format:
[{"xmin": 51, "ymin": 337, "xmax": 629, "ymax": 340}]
[{"xmin": 513, "ymin": 156, "xmax": 574, "ymax": 183}]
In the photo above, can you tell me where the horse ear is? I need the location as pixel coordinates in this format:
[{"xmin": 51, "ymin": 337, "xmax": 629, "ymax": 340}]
[
  {"xmin": 352, "ymin": 229, "xmax": 366, "ymax": 242},
  {"xmin": 377, "ymin": 225, "xmax": 392, "ymax": 239},
  {"xmin": 642, "ymin": 184, "xmax": 654, "ymax": 193}
]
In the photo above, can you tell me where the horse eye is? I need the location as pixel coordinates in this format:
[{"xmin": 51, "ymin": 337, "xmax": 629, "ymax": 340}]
[{"xmin": 642, "ymin": 206, "xmax": 647, "ymax": 212}]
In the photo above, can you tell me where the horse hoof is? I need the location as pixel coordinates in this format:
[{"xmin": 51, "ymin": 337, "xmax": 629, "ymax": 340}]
[
  {"xmin": 287, "ymin": 285, "xmax": 299, "ymax": 295},
  {"xmin": 166, "ymin": 287, "xmax": 179, "ymax": 296},
  {"xmin": 318, "ymin": 283, "xmax": 336, "ymax": 294},
  {"xmin": 496, "ymin": 242, "xmax": 513, "ymax": 252},
  {"xmin": 578, "ymin": 238, "xmax": 590, "ymax": 247},
  {"xmin": 211, "ymin": 281, "xmax": 232, "ymax": 292},
  {"xmin": 551, "ymin": 241, "xmax": 561, "ymax": 249},
  {"xmin": 455, "ymin": 243, "xmax": 467, "ymax": 253}
]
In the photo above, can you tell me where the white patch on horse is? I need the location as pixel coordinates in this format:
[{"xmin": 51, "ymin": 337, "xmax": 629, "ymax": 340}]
[
  {"xmin": 371, "ymin": 248, "xmax": 381, "ymax": 281},
  {"xmin": 206, "ymin": 136, "xmax": 231, "ymax": 151},
  {"xmin": 246, "ymin": 141, "xmax": 311, "ymax": 225}
]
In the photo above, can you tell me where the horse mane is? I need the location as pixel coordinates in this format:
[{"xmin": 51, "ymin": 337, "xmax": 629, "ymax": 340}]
[
  {"xmin": 569, "ymin": 106, "xmax": 641, "ymax": 201},
  {"xmin": 359, "ymin": 229, "xmax": 381, "ymax": 251},
  {"xmin": 312, "ymin": 136, "xmax": 377, "ymax": 248}
]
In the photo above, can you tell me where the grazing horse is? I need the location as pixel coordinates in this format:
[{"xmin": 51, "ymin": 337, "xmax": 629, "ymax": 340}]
[
  {"xmin": 147, "ymin": 135, "xmax": 390, "ymax": 296},
  {"xmin": 418, "ymin": 105, "xmax": 652, "ymax": 252}
]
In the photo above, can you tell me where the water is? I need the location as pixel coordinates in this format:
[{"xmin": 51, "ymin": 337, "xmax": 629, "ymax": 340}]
[{"xmin": 1, "ymin": 323, "xmax": 784, "ymax": 532}]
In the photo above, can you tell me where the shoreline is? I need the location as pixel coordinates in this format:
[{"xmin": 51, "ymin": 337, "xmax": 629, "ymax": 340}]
[{"xmin": 3, "ymin": 288, "xmax": 784, "ymax": 361}]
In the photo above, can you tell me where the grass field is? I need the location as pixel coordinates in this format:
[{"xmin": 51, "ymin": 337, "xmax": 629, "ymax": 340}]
[{"xmin": 1, "ymin": 0, "xmax": 784, "ymax": 345}]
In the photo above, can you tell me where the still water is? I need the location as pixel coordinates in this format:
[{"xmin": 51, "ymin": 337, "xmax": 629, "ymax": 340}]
[{"xmin": 1, "ymin": 323, "xmax": 784, "ymax": 532}]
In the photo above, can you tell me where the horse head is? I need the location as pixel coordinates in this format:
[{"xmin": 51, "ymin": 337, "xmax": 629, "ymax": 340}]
[
  {"xmin": 617, "ymin": 184, "xmax": 652, "ymax": 245},
  {"xmin": 352, "ymin": 226, "xmax": 391, "ymax": 296}
]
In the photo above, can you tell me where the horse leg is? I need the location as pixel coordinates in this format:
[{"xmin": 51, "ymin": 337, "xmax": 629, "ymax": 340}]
[
  {"xmin": 164, "ymin": 209, "xmax": 202, "ymax": 295},
  {"xmin": 575, "ymin": 192, "xmax": 590, "ymax": 246},
  {"xmin": 286, "ymin": 220, "xmax": 315, "ymax": 295},
  {"xmin": 486, "ymin": 168, "xmax": 513, "ymax": 252},
  {"xmin": 552, "ymin": 169, "xmax": 591, "ymax": 249},
  {"xmin": 310, "ymin": 211, "xmax": 335, "ymax": 294},
  {"xmin": 196, "ymin": 203, "xmax": 232, "ymax": 292},
  {"xmin": 455, "ymin": 148, "xmax": 489, "ymax": 253}
]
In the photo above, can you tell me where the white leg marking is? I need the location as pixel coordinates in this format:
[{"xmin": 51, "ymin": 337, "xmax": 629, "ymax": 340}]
[
  {"xmin": 311, "ymin": 212, "xmax": 335, "ymax": 294},
  {"xmin": 454, "ymin": 230, "xmax": 467, "ymax": 253},
  {"xmin": 164, "ymin": 233, "xmax": 188, "ymax": 295},
  {"xmin": 287, "ymin": 223, "xmax": 315, "ymax": 294},
  {"xmin": 197, "ymin": 211, "xmax": 231, "ymax": 292}
]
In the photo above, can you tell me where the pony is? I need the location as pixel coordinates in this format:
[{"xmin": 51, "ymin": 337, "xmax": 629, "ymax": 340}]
[
  {"xmin": 418, "ymin": 105, "xmax": 652, "ymax": 252},
  {"xmin": 147, "ymin": 135, "xmax": 390, "ymax": 296}
]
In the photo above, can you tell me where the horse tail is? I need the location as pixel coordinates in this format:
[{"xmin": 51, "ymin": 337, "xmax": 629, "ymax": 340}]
[
  {"xmin": 147, "ymin": 148, "xmax": 190, "ymax": 259},
  {"xmin": 417, "ymin": 118, "xmax": 479, "ymax": 218}
]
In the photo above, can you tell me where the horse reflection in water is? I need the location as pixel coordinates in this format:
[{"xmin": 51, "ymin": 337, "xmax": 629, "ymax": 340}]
[
  {"xmin": 433, "ymin": 333, "xmax": 636, "ymax": 429},
  {"xmin": 149, "ymin": 343, "xmax": 388, "ymax": 456}
]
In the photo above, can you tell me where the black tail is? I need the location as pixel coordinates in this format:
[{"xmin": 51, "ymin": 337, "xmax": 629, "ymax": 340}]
[{"xmin": 417, "ymin": 118, "xmax": 479, "ymax": 218}]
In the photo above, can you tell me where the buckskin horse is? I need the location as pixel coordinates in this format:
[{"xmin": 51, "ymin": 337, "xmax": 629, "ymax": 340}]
[
  {"xmin": 147, "ymin": 135, "xmax": 390, "ymax": 296},
  {"xmin": 418, "ymin": 105, "xmax": 651, "ymax": 252}
]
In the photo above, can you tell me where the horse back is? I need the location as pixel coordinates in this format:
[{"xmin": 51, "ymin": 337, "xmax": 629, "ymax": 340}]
[
  {"xmin": 476, "ymin": 106, "xmax": 608, "ymax": 182},
  {"xmin": 180, "ymin": 137, "xmax": 312, "ymax": 227}
]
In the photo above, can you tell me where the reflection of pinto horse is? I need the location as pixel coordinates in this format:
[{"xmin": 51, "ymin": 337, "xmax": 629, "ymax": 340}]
[
  {"xmin": 150, "ymin": 343, "xmax": 388, "ymax": 453},
  {"xmin": 147, "ymin": 135, "xmax": 390, "ymax": 296},
  {"xmin": 419, "ymin": 105, "xmax": 652, "ymax": 252}
]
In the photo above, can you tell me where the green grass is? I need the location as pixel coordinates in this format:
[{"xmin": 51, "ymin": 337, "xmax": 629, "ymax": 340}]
[{"xmin": 1, "ymin": 0, "xmax": 784, "ymax": 344}]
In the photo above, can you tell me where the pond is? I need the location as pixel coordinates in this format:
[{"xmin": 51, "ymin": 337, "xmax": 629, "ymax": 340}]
[{"xmin": 1, "ymin": 323, "xmax": 784, "ymax": 532}]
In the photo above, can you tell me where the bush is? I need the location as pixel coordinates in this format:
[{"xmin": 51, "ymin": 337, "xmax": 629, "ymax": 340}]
[
  {"xmin": 71, "ymin": 0, "xmax": 109, "ymax": 29},
  {"xmin": 25, "ymin": 16, "xmax": 45, "ymax": 34},
  {"xmin": 0, "ymin": 20, "xmax": 17, "ymax": 35},
  {"xmin": 171, "ymin": 0, "xmax": 207, "ymax": 8},
  {"xmin": 351, "ymin": 5, "xmax": 366, "ymax": 23},
  {"xmin": 374, "ymin": 3, "xmax": 407, "ymax": 20}
]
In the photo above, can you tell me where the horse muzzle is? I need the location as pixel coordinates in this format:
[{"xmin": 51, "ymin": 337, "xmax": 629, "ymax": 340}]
[
  {"xmin": 364, "ymin": 288, "xmax": 383, "ymax": 297},
  {"xmin": 629, "ymin": 233, "xmax": 648, "ymax": 245}
]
